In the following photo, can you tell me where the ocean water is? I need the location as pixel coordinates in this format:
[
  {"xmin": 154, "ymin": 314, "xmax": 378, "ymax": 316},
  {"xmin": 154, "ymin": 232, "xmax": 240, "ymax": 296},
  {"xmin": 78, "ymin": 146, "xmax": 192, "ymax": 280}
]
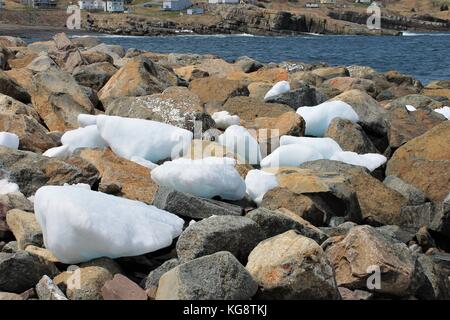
[{"xmin": 41, "ymin": 32, "xmax": 450, "ymax": 84}]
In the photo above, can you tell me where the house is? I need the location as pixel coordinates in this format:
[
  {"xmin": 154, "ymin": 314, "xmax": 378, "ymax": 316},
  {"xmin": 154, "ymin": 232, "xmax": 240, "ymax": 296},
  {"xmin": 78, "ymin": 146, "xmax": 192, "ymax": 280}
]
[
  {"xmin": 21, "ymin": 0, "xmax": 57, "ymax": 8},
  {"xmin": 355, "ymin": 0, "xmax": 371, "ymax": 3},
  {"xmin": 187, "ymin": 7, "xmax": 204, "ymax": 14},
  {"xmin": 320, "ymin": 0, "xmax": 336, "ymax": 4},
  {"xmin": 105, "ymin": 0, "xmax": 124, "ymax": 12},
  {"xmin": 78, "ymin": 0, "xmax": 104, "ymax": 10},
  {"xmin": 162, "ymin": 0, "xmax": 192, "ymax": 11},
  {"xmin": 209, "ymin": 0, "xmax": 240, "ymax": 4},
  {"xmin": 305, "ymin": 2, "xmax": 320, "ymax": 8}
]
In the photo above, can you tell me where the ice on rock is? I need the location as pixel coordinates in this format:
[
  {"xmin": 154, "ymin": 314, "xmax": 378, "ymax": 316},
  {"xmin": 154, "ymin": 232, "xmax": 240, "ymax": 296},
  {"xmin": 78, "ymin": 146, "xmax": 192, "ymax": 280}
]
[
  {"xmin": 43, "ymin": 145, "xmax": 70, "ymax": 158},
  {"xmin": 260, "ymin": 144, "xmax": 323, "ymax": 168},
  {"xmin": 245, "ymin": 169, "xmax": 278, "ymax": 205},
  {"xmin": 78, "ymin": 114, "xmax": 99, "ymax": 127},
  {"xmin": 405, "ymin": 105, "xmax": 417, "ymax": 112},
  {"xmin": 296, "ymin": 101, "xmax": 359, "ymax": 136},
  {"xmin": 218, "ymin": 125, "xmax": 261, "ymax": 164},
  {"xmin": 61, "ymin": 125, "xmax": 108, "ymax": 153},
  {"xmin": 0, "ymin": 132, "xmax": 19, "ymax": 149},
  {"xmin": 0, "ymin": 179, "xmax": 20, "ymax": 195},
  {"xmin": 264, "ymin": 80, "xmax": 290, "ymax": 101},
  {"xmin": 151, "ymin": 157, "xmax": 246, "ymax": 200},
  {"xmin": 434, "ymin": 106, "xmax": 450, "ymax": 120},
  {"xmin": 280, "ymin": 136, "xmax": 343, "ymax": 158},
  {"xmin": 212, "ymin": 111, "xmax": 240, "ymax": 129},
  {"xmin": 34, "ymin": 185, "xmax": 184, "ymax": 264},
  {"xmin": 96, "ymin": 115, "xmax": 193, "ymax": 163},
  {"xmin": 330, "ymin": 151, "xmax": 387, "ymax": 171},
  {"xmin": 130, "ymin": 156, "xmax": 159, "ymax": 170}
]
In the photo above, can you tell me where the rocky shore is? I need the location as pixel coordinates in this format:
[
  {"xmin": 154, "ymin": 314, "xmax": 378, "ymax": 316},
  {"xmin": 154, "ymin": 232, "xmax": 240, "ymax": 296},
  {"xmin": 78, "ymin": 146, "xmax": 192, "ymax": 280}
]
[{"xmin": 0, "ymin": 33, "xmax": 450, "ymax": 300}]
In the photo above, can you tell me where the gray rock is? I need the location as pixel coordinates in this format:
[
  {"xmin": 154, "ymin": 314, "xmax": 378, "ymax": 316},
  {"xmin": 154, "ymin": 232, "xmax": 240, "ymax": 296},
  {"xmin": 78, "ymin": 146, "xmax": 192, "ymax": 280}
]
[
  {"xmin": 265, "ymin": 85, "xmax": 317, "ymax": 109},
  {"xmin": 153, "ymin": 186, "xmax": 242, "ymax": 220},
  {"xmin": 176, "ymin": 215, "xmax": 264, "ymax": 264},
  {"xmin": 320, "ymin": 221, "xmax": 357, "ymax": 237},
  {"xmin": 398, "ymin": 203, "xmax": 435, "ymax": 233},
  {"xmin": 1, "ymin": 241, "xmax": 17, "ymax": 253},
  {"xmin": 430, "ymin": 193, "xmax": 450, "ymax": 237},
  {"xmin": 0, "ymin": 250, "xmax": 59, "ymax": 293},
  {"xmin": 246, "ymin": 207, "xmax": 327, "ymax": 244},
  {"xmin": 376, "ymin": 225, "xmax": 415, "ymax": 244},
  {"xmin": 0, "ymin": 292, "xmax": 23, "ymax": 300},
  {"xmin": 326, "ymin": 118, "xmax": 378, "ymax": 154},
  {"xmin": 0, "ymin": 147, "xmax": 99, "ymax": 197},
  {"xmin": 6, "ymin": 209, "xmax": 43, "ymax": 250},
  {"xmin": 36, "ymin": 275, "xmax": 68, "ymax": 300},
  {"xmin": 384, "ymin": 176, "xmax": 427, "ymax": 205},
  {"xmin": 27, "ymin": 54, "xmax": 58, "ymax": 73},
  {"xmin": 156, "ymin": 251, "xmax": 258, "ymax": 300},
  {"xmin": 234, "ymin": 56, "xmax": 263, "ymax": 73},
  {"xmin": 72, "ymin": 62, "xmax": 117, "ymax": 91},
  {"xmin": 415, "ymin": 254, "xmax": 450, "ymax": 300},
  {"xmin": 144, "ymin": 258, "xmax": 179, "ymax": 299}
]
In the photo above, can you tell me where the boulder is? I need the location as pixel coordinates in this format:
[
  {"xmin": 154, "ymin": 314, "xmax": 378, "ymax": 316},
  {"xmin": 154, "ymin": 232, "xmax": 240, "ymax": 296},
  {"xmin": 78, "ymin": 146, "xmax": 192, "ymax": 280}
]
[
  {"xmin": 0, "ymin": 70, "xmax": 30, "ymax": 103},
  {"xmin": 27, "ymin": 54, "xmax": 58, "ymax": 73},
  {"xmin": 86, "ymin": 43, "xmax": 125, "ymax": 65},
  {"xmin": 75, "ymin": 148, "xmax": 157, "ymax": 203},
  {"xmin": 30, "ymin": 69, "xmax": 95, "ymax": 131},
  {"xmin": 0, "ymin": 113, "xmax": 58, "ymax": 153},
  {"xmin": 101, "ymin": 274, "xmax": 147, "ymax": 300},
  {"xmin": 145, "ymin": 258, "xmax": 179, "ymax": 299},
  {"xmin": 81, "ymin": 50, "xmax": 113, "ymax": 65},
  {"xmin": 6, "ymin": 209, "xmax": 43, "ymax": 250},
  {"xmin": 323, "ymin": 77, "xmax": 377, "ymax": 97},
  {"xmin": 387, "ymin": 94, "xmax": 443, "ymax": 110},
  {"xmin": 105, "ymin": 86, "xmax": 212, "ymax": 132},
  {"xmin": 325, "ymin": 225, "xmax": 423, "ymax": 296},
  {"xmin": 347, "ymin": 65, "xmax": 376, "ymax": 78},
  {"xmin": 0, "ymin": 250, "xmax": 59, "ymax": 293},
  {"xmin": 430, "ymin": 193, "xmax": 450, "ymax": 236},
  {"xmin": 152, "ymin": 186, "xmax": 243, "ymax": 219},
  {"xmin": 0, "ymin": 292, "xmax": 23, "ymax": 300},
  {"xmin": 386, "ymin": 105, "xmax": 445, "ymax": 151},
  {"xmin": 36, "ymin": 275, "xmax": 68, "ymax": 300},
  {"xmin": 53, "ymin": 266, "xmax": 113, "ymax": 300},
  {"xmin": 173, "ymin": 65, "xmax": 209, "ymax": 82},
  {"xmin": 234, "ymin": 56, "xmax": 263, "ymax": 73},
  {"xmin": 386, "ymin": 121, "xmax": 450, "ymax": 202},
  {"xmin": 415, "ymin": 254, "xmax": 450, "ymax": 300},
  {"xmin": 331, "ymin": 89, "xmax": 387, "ymax": 137},
  {"xmin": 312, "ymin": 66, "xmax": 349, "ymax": 80},
  {"xmin": 264, "ymin": 85, "xmax": 317, "ymax": 109},
  {"xmin": 176, "ymin": 215, "xmax": 264, "ymax": 263},
  {"xmin": 98, "ymin": 56, "xmax": 177, "ymax": 104},
  {"xmin": 156, "ymin": 251, "xmax": 258, "ymax": 300},
  {"xmin": 246, "ymin": 230, "xmax": 341, "ymax": 299},
  {"xmin": 0, "ymin": 36, "xmax": 27, "ymax": 48},
  {"xmin": 72, "ymin": 37, "xmax": 101, "ymax": 49},
  {"xmin": 246, "ymin": 207, "xmax": 327, "ymax": 244},
  {"xmin": 25, "ymin": 246, "xmax": 60, "ymax": 264},
  {"xmin": 383, "ymin": 176, "xmax": 427, "ymax": 205},
  {"xmin": 72, "ymin": 62, "xmax": 117, "ymax": 91},
  {"xmin": 0, "ymin": 93, "xmax": 39, "ymax": 120},
  {"xmin": 0, "ymin": 147, "xmax": 99, "ymax": 197},
  {"xmin": 189, "ymin": 76, "xmax": 249, "ymax": 109},
  {"xmin": 325, "ymin": 118, "xmax": 378, "ymax": 154},
  {"xmin": 4, "ymin": 68, "xmax": 33, "ymax": 94}
]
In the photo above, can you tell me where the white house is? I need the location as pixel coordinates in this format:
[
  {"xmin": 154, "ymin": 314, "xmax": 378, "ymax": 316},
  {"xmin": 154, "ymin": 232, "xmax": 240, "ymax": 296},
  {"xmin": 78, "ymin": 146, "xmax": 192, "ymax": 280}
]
[
  {"xmin": 162, "ymin": 0, "xmax": 192, "ymax": 11},
  {"xmin": 78, "ymin": 0, "xmax": 104, "ymax": 10},
  {"xmin": 209, "ymin": 0, "xmax": 240, "ymax": 4},
  {"xmin": 305, "ymin": 2, "xmax": 320, "ymax": 8},
  {"xmin": 105, "ymin": 0, "xmax": 124, "ymax": 12},
  {"xmin": 355, "ymin": 0, "xmax": 371, "ymax": 3},
  {"xmin": 320, "ymin": 0, "xmax": 336, "ymax": 4},
  {"xmin": 187, "ymin": 7, "xmax": 204, "ymax": 14}
]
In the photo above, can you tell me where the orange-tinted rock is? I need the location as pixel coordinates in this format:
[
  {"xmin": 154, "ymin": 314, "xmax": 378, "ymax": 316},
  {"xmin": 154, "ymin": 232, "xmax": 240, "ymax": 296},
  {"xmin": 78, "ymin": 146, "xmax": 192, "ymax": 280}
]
[{"xmin": 101, "ymin": 274, "xmax": 147, "ymax": 300}]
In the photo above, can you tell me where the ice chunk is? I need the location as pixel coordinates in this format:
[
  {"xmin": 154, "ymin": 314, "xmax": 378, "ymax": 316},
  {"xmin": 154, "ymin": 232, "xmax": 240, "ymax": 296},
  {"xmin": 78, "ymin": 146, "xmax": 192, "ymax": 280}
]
[
  {"xmin": 280, "ymin": 136, "xmax": 343, "ymax": 158},
  {"xmin": 260, "ymin": 144, "xmax": 323, "ymax": 168},
  {"xmin": 264, "ymin": 80, "xmax": 290, "ymax": 101},
  {"xmin": 151, "ymin": 157, "xmax": 246, "ymax": 200},
  {"xmin": 434, "ymin": 106, "xmax": 450, "ymax": 120},
  {"xmin": 245, "ymin": 169, "xmax": 279, "ymax": 205},
  {"xmin": 212, "ymin": 111, "xmax": 240, "ymax": 129},
  {"xmin": 330, "ymin": 151, "xmax": 386, "ymax": 171},
  {"xmin": 0, "ymin": 132, "xmax": 19, "ymax": 149},
  {"xmin": 96, "ymin": 115, "xmax": 193, "ymax": 163},
  {"xmin": 61, "ymin": 125, "xmax": 108, "ymax": 153},
  {"xmin": 43, "ymin": 145, "xmax": 70, "ymax": 158},
  {"xmin": 405, "ymin": 105, "xmax": 416, "ymax": 112},
  {"xmin": 296, "ymin": 101, "xmax": 359, "ymax": 136},
  {"xmin": 34, "ymin": 185, "xmax": 184, "ymax": 264},
  {"xmin": 130, "ymin": 156, "xmax": 159, "ymax": 170},
  {"xmin": 0, "ymin": 179, "xmax": 19, "ymax": 195},
  {"xmin": 78, "ymin": 114, "xmax": 99, "ymax": 127},
  {"xmin": 218, "ymin": 125, "xmax": 261, "ymax": 164}
]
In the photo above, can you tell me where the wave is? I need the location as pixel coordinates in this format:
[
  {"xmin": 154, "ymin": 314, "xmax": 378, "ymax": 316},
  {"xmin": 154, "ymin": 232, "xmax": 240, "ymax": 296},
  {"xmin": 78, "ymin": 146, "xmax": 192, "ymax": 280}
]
[{"xmin": 402, "ymin": 31, "xmax": 450, "ymax": 37}]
